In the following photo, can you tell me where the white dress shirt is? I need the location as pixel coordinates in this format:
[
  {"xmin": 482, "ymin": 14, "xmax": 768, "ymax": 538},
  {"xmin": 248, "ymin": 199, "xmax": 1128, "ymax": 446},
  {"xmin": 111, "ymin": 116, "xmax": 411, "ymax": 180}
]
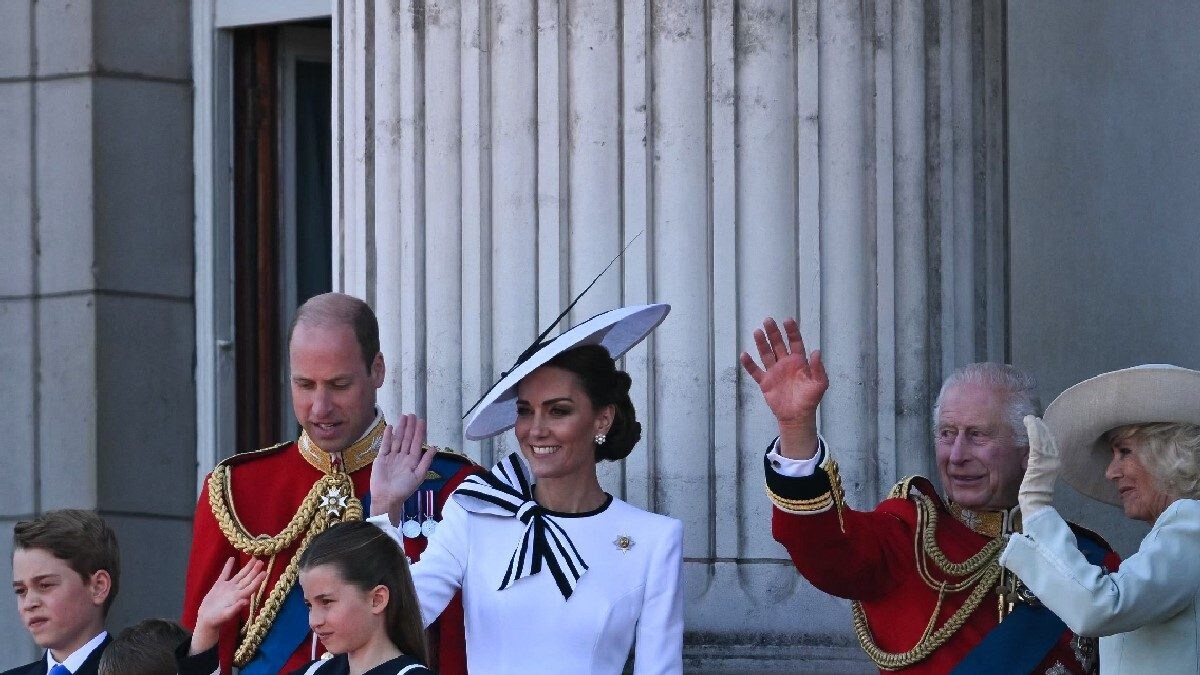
[
  {"xmin": 45, "ymin": 630, "xmax": 108, "ymax": 673},
  {"xmin": 764, "ymin": 436, "xmax": 824, "ymax": 478}
]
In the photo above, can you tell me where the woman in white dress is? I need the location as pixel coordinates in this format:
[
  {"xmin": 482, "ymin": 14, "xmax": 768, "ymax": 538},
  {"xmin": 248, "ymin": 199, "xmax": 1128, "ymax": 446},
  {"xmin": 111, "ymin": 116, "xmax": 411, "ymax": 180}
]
[
  {"xmin": 370, "ymin": 304, "xmax": 684, "ymax": 675},
  {"xmin": 1000, "ymin": 365, "xmax": 1200, "ymax": 674}
]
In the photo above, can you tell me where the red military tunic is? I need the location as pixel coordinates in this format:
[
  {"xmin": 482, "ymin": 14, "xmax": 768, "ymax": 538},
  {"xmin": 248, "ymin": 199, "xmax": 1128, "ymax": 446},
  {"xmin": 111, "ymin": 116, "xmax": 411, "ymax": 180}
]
[
  {"xmin": 182, "ymin": 418, "xmax": 477, "ymax": 674},
  {"xmin": 765, "ymin": 442, "xmax": 1119, "ymax": 674}
]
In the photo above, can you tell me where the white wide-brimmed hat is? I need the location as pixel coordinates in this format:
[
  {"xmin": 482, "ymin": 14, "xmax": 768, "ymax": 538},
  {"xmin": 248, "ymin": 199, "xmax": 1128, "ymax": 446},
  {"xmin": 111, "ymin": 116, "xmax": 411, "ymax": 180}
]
[
  {"xmin": 1045, "ymin": 364, "xmax": 1200, "ymax": 505},
  {"xmin": 463, "ymin": 304, "xmax": 670, "ymax": 441}
]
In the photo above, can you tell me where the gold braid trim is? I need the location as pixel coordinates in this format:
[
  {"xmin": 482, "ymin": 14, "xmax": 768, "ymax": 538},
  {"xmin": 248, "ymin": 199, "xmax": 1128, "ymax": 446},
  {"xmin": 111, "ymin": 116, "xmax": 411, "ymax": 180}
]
[
  {"xmin": 298, "ymin": 417, "xmax": 387, "ymax": 475},
  {"xmin": 825, "ymin": 458, "xmax": 847, "ymax": 533},
  {"xmin": 888, "ymin": 475, "xmax": 920, "ymax": 500},
  {"xmin": 764, "ymin": 458, "xmax": 848, "ymax": 532},
  {"xmin": 767, "ymin": 488, "xmax": 833, "ymax": 513},
  {"xmin": 207, "ymin": 465, "xmax": 364, "ymax": 666},
  {"xmin": 851, "ymin": 493, "xmax": 1003, "ymax": 671},
  {"xmin": 852, "ymin": 563, "xmax": 1001, "ymax": 670}
]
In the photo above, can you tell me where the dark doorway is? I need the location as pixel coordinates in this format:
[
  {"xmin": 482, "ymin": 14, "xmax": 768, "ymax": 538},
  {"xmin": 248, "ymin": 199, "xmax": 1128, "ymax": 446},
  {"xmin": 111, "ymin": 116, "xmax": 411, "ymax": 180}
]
[{"xmin": 232, "ymin": 22, "xmax": 332, "ymax": 452}]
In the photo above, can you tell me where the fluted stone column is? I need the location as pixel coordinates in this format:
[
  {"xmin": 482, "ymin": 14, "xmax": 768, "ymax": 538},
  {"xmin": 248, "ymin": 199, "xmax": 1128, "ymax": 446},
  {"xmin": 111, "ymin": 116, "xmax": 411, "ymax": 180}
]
[{"xmin": 333, "ymin": 1, "xmax": 1007, "ymax": 669}]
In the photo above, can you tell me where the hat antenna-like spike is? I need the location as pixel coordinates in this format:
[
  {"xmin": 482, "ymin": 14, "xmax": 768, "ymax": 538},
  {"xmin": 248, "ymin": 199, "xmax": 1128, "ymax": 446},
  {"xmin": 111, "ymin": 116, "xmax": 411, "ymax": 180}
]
[{"xmin": 462, "ymin": 231, "xmax": 644, "ymax": 420}]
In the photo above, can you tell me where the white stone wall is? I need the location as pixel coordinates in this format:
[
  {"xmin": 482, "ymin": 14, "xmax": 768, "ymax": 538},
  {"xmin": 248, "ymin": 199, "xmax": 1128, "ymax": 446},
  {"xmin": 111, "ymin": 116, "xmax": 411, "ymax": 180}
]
[
  {"xmin": 331, "ymin": 1, "xmax": 1007, "ymax": 669},
  {"xmin": 0, "ymin": 0, "xmax": 194, "ymax": 665},
  {"xmin": 1008, "ymin": 1, "xmax": 1200, "ymax": 557}
]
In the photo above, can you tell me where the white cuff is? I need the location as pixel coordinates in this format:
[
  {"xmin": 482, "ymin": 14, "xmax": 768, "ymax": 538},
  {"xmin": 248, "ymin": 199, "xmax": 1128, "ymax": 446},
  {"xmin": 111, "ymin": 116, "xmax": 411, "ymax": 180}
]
[
  {"xmin": 367, "ymin": 513, "xmax": 406, "ymax": 547},
  {"xmin": 766, "ymin": 437, "xmax": 825, "ymax": 478}
]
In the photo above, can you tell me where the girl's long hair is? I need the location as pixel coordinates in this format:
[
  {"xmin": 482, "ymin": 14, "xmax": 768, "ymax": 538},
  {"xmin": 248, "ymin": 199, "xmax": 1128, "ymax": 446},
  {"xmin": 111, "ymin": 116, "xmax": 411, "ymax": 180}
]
[{"xmin": 298, "ymin": 520, "xmax": 428, "ymax": 665}]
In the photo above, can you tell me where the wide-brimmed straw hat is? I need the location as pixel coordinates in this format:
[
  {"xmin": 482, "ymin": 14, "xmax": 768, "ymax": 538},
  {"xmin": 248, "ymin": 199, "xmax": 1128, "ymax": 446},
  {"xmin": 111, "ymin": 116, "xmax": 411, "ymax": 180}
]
[
  {"xmin": 463, "ymin": 304, "xmax": 670, "ymax": 441},
  {"xmin": 1045, "ymin": 364, "xmax": 1200, "ymax": 505}
]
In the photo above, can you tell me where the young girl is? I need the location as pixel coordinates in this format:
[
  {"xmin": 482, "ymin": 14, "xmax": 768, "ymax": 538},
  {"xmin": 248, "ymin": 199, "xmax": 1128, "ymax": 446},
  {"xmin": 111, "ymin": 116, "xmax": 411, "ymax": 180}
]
[
  {"xmin": 293, "ymin": 520, "xmax": 431, "ymax": 675},
  {"xmin": 179, "ymin": 521, "xmax": 430, "ymax": 675}
]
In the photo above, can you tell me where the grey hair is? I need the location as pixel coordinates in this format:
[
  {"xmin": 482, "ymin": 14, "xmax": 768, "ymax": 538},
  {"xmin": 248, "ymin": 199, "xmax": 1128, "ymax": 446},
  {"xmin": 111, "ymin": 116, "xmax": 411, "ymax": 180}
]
[
  {"xmin": 1105, "ymin": 423, "xmax": 1200, "ymax": 500},
  {"xmin": 932, "ymin": 363, "xmax": 1041, "ymax": 446}
]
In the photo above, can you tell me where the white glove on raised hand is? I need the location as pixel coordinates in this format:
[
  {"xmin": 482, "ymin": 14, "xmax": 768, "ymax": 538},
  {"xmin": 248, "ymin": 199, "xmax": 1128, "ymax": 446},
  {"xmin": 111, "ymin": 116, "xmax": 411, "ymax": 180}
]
[{"xmin": 1018, "ymin": 414, "xmax": 1061, "ymax": 516}]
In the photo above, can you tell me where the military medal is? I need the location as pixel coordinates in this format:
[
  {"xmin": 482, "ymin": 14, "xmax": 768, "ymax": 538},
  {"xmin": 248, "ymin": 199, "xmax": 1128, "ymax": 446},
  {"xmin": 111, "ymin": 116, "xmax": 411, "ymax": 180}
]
[
  {"xmin": 420, "ymin": 490, "xmax": 438, "ymax": 538},
  {"xmin": 401, "ymin": 495, "xmax": 422, "ymax": 539}
]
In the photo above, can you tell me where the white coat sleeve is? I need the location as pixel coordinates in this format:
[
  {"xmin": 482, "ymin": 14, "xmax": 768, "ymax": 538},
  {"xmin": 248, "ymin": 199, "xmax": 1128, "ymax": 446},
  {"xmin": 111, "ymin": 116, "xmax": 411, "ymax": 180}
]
[
  {"xmin": 633, "ymin": 518, "xmax": 684, "ymax": 675},
  {"xmin": 1000, "ymin": 501, "xmax": 1200, "ymax": 637},
  {"xmin": 368, "ymin": 498, "xmax": 471, "ymax": 628}
]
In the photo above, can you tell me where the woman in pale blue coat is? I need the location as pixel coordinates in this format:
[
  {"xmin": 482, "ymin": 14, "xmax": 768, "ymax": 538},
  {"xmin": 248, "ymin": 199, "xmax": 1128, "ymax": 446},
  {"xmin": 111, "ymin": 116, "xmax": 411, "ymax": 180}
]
[{"xmin": 1001, "ymin": 365, "xmax": 1200, "ymax": 674}]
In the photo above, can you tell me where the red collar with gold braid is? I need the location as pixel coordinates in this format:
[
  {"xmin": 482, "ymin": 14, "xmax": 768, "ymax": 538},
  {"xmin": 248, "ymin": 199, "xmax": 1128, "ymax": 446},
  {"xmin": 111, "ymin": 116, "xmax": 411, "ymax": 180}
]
[
  {"xmin": 946, "ymin": 501, "xmax": 1022, "ymax": 539},
  {"xmin": 297, "ymin": 416, "xmax": 387, "ymax": 475}
]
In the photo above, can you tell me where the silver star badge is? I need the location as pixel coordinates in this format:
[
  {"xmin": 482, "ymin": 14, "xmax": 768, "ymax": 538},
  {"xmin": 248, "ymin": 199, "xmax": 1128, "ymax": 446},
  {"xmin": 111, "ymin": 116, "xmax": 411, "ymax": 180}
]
[
  {"xmin": 613, "ymin": 535, "xmax": 635, "ymax": 552},
  {"xmin": 320, "ymin": 487, "xmax": 349, "ymax": 517}
]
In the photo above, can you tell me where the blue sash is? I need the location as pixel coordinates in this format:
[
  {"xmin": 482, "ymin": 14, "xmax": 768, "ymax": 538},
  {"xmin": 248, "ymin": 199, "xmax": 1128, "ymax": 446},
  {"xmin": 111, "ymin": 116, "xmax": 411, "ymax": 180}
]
[
  {"xmin": 950, "ymin": 533, "xmax": 1108, "ymax": 674},
  {"xmin": 241, "ymin": 492, "xmax": 374, "ymax": 674}
]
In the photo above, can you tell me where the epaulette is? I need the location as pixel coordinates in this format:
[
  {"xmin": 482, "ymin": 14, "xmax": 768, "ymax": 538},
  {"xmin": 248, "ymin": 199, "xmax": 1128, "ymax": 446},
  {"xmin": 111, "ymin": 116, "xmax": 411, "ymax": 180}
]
[
  {"xmin": 216, "ymin": 441, "xmax": 291, "ymax": 469},
  {"xmin": 887, "ymin": 475, "xmax": 940, "ymax": 504},
  {"xmin": 423, "ymin": 450, "xmax": 482, "ymax": 491}
]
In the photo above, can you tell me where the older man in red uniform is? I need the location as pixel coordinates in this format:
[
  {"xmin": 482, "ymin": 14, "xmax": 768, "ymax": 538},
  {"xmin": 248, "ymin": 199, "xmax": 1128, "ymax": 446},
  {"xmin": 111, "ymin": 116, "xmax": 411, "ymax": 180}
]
[
  {"xmin": 741, "ymin": 317, "xmax": 1119, "ymax": 674},
  {"xmin": 181, "ymin": 293, "xmax": 475, "ymax": 675}
]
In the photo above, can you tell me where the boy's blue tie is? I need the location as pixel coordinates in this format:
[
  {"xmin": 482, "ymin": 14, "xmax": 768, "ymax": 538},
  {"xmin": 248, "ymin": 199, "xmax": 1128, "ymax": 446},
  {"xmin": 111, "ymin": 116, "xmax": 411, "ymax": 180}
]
[{"xmin": 48, "ymin": 665, "xmax": 71, "ymax": 675}]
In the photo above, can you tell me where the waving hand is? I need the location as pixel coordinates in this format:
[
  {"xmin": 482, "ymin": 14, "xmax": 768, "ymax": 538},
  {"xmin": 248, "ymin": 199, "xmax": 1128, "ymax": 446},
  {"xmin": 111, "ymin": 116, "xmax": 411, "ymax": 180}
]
[{"xmin": 740, "ymin": 317, "xmax": 828, "ymax": 459}]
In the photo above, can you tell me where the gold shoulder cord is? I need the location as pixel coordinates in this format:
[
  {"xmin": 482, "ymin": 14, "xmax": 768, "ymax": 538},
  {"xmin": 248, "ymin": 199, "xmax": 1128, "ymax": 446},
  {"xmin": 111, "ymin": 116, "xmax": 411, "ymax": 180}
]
[
  {"xmin": 850, "ymin": 493, "xmax": 1003, "ymax": 671},
  {"xmin": 208, "ymin": 464, "xmax": 362, "ymax": 666}
]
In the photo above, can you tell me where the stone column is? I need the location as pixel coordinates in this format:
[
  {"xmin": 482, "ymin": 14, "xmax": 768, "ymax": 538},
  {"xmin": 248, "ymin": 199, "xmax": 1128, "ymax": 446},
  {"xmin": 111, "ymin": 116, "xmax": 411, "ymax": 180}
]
[
  {"xmin": 0, "ymin": 0, "xmax": 194, "ymax": 661},
  {"xmin": 332, "ymin": 0, "xmax": 1006, "ymax": 669}
]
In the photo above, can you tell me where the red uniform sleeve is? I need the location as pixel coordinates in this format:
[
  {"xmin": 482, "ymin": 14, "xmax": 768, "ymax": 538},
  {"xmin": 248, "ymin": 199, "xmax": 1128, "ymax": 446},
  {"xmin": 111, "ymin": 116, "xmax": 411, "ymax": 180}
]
[
  {"xmin": 772, "ymin": 501, "xmax": 911, "ymax": 602},
  {"xmin": 183, "ymin": 478, "xmax": 237, "ymax": 627},
  {"xmin": 182, "ymin": 476, "xmax": 241, "ymax": 674}
]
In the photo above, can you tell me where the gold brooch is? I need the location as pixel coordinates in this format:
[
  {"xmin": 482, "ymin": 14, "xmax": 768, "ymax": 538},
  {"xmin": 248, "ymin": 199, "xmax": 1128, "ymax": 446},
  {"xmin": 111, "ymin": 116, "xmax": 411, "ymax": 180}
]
[{"xmin": 613, "ymin": 535, "xmax": 634, "ymax": 552}]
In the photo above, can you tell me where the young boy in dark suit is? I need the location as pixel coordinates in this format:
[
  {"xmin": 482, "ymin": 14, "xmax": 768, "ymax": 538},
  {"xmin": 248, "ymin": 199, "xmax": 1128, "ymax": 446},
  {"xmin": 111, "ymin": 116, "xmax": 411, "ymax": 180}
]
[{"xmin": 3, "ymin": 510, "xmax": 119, "ymax": 675}]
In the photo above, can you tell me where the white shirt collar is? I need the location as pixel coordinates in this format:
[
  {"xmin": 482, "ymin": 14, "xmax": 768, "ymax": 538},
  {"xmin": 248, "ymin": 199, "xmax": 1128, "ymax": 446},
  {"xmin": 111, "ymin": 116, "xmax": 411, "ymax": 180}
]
[{"xmin": 46, "ymin": 630, "xmax": 108, "ymax": 672}]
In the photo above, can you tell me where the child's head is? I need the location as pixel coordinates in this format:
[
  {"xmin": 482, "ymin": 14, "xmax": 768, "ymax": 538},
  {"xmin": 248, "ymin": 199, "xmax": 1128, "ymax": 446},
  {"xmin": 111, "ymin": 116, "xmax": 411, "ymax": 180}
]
[
  {"xmin": 97, "ymin": 618, "xmax": 188, "ymax": 675},
  {"xmin": 11, "ymin": 509, "xmax": 120, "ymax": 655},
  {"xmin": 297, "ymin": 521, "xmax": 427, "ymax": 664}
]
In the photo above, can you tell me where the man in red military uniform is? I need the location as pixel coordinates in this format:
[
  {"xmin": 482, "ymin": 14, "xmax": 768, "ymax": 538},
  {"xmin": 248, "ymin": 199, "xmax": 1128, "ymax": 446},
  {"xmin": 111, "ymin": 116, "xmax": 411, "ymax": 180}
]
[
  {"xmin": 181, "ymin": 293, "xmax": 476, "ymax": 675},
  {"xmin": 741, "ymin": 317, "xmax": 1119, "ymax": 674}
]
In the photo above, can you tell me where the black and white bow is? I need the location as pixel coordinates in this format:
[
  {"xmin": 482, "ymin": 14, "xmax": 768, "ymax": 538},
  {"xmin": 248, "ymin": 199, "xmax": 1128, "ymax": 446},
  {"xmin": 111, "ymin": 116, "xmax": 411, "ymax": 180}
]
[{"xmin": 452, "ymin": 453, "xmax": 589, "ymax": 600}]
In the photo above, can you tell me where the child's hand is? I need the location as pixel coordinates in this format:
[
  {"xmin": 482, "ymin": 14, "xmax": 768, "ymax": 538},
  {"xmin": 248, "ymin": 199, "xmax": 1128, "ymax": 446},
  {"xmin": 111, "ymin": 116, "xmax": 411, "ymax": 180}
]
[{"xmin": 189, "ymin": 557, "xmax": 267, "ymax": 655}]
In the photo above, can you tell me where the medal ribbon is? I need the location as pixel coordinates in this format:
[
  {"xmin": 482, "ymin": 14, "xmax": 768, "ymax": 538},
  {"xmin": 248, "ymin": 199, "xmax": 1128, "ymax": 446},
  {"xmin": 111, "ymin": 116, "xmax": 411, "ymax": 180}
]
[{"xmin": 452, "ymin": 452, "xmax": 589, "ymax": 600}]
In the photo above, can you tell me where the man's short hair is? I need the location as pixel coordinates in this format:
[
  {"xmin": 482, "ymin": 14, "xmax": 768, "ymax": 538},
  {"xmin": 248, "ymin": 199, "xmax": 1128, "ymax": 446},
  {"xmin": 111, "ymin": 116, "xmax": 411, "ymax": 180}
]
[
  {"xmin": 13, "ymin": 509, "xmax": 120, "ymax": 615},
  {"xmin": 287, "ymin": 292, "xmax": 380, "ymax": 372},
  {"xmin": 932, "ymin": 363, "xmax": 1041, "ymax": 446},
  {"xmin": 97, "ymin": 618, "xmax": 188, "ymax": 675}
]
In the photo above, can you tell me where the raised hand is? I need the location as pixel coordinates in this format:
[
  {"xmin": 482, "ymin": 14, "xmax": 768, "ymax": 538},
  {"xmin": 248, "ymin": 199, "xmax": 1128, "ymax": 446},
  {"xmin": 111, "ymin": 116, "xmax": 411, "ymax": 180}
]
[
  {"xmin": 1018, "ymin": 415, "xmax": 1061, "ymax": 516},
  {"xmin": 740, "ymin": 317, "xmax": 828, "ymax": 459},
  {"xmin": 190, "ymin": 557, "xmax": 267, "ymax": 654},
  {"xmin": 369, "ymin": 413, "xmax": 437, "ymax": 524}
]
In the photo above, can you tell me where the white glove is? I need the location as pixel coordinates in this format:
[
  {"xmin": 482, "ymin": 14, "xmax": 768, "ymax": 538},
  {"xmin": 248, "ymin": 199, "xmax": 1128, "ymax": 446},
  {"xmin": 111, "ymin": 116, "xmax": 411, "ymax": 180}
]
[{"xmin": 1018, "ymin": 415, "xmax": 1061, "ymax": 516}]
